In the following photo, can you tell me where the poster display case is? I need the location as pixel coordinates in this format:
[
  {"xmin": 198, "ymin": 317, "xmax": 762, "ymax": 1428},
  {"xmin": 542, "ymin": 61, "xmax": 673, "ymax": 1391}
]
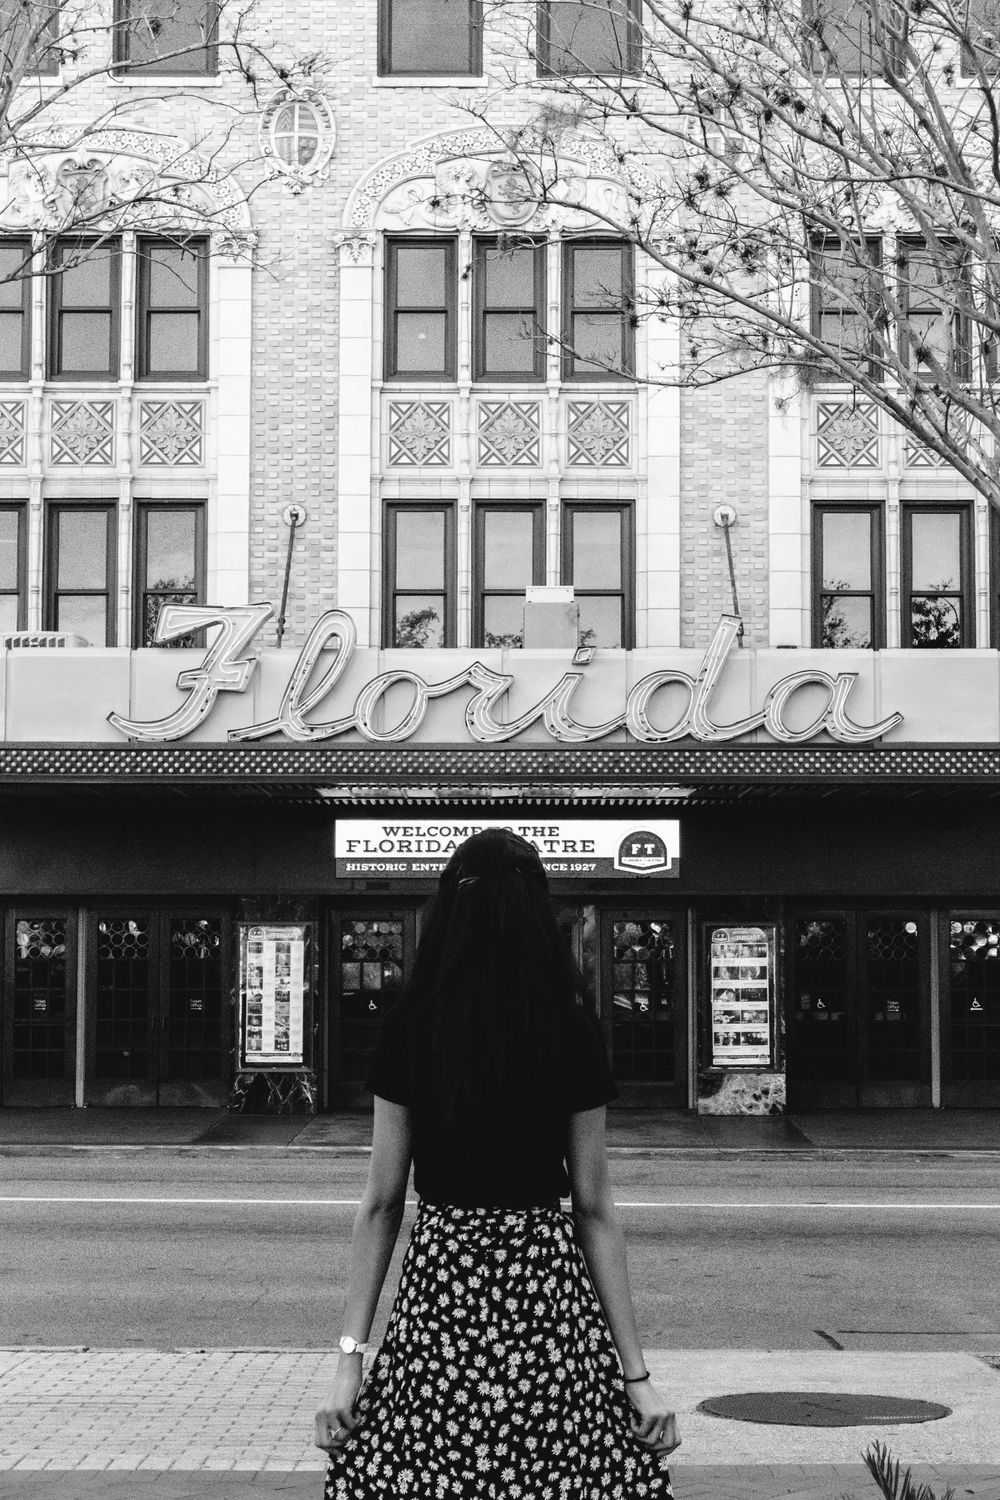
[
  {"xmin": 238, "ymin": 922, "xmax": 313, "ymax": 1069},
  {"xmin": 709, "ymin": 925, "xmax": 776, "ymax": 1068}
]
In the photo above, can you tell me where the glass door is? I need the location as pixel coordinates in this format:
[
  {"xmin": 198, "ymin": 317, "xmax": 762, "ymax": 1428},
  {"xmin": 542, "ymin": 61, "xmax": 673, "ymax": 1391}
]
[
  {"xmin": 945, "ymin": 916, "xmax": 1000, "ymax": 1106},
  {"xmin": 328, "ymin": 908, "xmax": 417, "ymax": 1107},
  {"xmin": 85, "ymin": 908, "xmax": 231, "ymax": 1106},
  {"xmin": 2, "ymin": 909, "xmax": 77, "ymax": 1106},
  {"xmin": 601, "ymin": 910, "xmax": 687, "ymax": 1107},
  {"xmin": 788, "ymin": 911, "xmax": 931, "ymax": 1108}
]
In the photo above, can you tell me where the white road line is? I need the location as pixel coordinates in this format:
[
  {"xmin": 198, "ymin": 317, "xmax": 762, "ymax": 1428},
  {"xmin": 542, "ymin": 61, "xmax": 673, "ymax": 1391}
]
[{"xmin": 0, "ymin": 1196, "xmax": 998, "ymax": 1209}]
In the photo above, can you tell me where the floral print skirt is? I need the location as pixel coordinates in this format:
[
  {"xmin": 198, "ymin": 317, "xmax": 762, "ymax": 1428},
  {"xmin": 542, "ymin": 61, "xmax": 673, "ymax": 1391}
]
[{"xmin": 323, "ymin": 1200, "xmax": 674, "ymax": 1500}]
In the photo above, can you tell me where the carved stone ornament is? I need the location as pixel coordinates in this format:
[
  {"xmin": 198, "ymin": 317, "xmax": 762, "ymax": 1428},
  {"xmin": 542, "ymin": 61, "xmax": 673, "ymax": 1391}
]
[
  {"xmin": 0, "ymin": 401, "xmax": 26, "ymax": 465},
  {"xmin": 477, "ymin": 401, "xmax": 541, "ymax": 467},
  {"xmin": 333, "ymin": 231, "xmax": 377, "ymax": 266},
  {"xmin": 0, "ymin": 129, "xmax": 253, "ymax": 251},
  {"xmin": 386, "ymin": 402, "xmax": 451, "ymax": 467},
  {"xmin": 567, "ymin": 401, "xmax": 631, "ymax": 467},
  {"xmin": 259, "ymin": 87, "xmax": 336, "ymax": 195},
  {"xmin": 815, "ymin": 401, "xmax": 881, "ymax": 468},
  {"xmin": 346, "ymin": 127, "xmax": 641, "ymax": 236},
  {"xmin": 139, "ymin": 400, "xmax": 205, "ymax": 466},
  {"xmin": 50, "ymin": 400, "xmax": 115, "ymax": 466}
]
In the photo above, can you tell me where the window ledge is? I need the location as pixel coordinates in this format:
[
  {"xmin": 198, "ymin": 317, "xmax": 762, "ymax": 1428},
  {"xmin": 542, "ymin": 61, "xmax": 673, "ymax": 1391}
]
[
  {"xmin": 109, "ymin": 73, "xmax": 223, "ymax": 87},
  {"xmin": 370, "ymin": 74, "xmax": 488, "ymax": 87}
]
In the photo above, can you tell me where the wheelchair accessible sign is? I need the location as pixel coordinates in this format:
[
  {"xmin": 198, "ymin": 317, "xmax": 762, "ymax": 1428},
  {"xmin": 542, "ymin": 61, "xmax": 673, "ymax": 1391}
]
[{"xmin": 334, "ymin": 819, "xmax": 681, "ymax": 878}]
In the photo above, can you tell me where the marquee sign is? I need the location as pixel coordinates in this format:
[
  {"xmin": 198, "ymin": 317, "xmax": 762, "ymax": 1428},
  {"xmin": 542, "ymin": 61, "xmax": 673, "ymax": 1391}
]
[
  {"xmin": 334, "ymin": 819, "xmax": 681, "ymax": 878},
  {"xmin": 107, "ymin": 604, "xmax": 905, "ymax": 748}
]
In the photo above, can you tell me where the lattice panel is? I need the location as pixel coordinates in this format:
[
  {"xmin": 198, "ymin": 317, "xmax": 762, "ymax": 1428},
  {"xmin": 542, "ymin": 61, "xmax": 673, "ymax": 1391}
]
[
  {"xmin": 139, "ymin": 400, "xmax": 204, "ymax": 466},
  {"xmin": 566, "ymin": 400, "xmax": 631, "ymax": 466},
  {"xmin": 477, "ymin": 400, "xmax": 541, "ymax": 466},
  {"xmin": 49, "ymin": 400, "xmax": 115, "ymax": 466},
  {"xmin": 0, "ymin": 400, "xmax": 26, "ymax": 465},
  {"xmin": 386, "ymin": 401, "xmax": 451, "ymax": 467},
  {"xmin": 815, "ymin": 401, "xmax": 881, "ymax": 468}
]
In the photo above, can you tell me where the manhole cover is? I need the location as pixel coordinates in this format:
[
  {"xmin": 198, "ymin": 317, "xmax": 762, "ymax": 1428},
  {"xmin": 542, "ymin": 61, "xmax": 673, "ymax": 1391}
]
[{"xmin": 697, "ymin": 1392, "xmax": 952, "ymax": 1427}]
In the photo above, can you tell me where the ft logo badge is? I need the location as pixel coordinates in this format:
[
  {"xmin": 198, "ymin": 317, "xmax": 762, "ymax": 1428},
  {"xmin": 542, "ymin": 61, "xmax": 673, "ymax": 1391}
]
[{"xmin": 615, "ymin": 830, "xmax": 672, "ymax": 875}]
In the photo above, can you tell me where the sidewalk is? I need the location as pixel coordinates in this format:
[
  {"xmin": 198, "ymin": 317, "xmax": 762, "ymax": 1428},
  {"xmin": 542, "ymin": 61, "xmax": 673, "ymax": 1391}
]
[
  {"xmin": 3, "ymin": 1348, "xmax": 1000, "ymax": 1498},
  {"xmin": 2, "ymin": 1106, "xmax": 1000, "ymax": 1152}
]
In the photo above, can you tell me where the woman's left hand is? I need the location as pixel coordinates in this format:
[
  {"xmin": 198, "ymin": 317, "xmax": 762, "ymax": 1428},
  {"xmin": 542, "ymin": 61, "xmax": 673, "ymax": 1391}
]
[{"xmin": 314, "ymin": 1365, "xmax": 363, "ymax": 1453}]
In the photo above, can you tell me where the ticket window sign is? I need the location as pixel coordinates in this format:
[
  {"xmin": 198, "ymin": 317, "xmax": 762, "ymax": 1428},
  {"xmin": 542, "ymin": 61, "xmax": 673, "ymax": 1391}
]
[
  {"xmin": 238, "ymin": 922, "xmax": 312, "ymax": 1068},
  {"xmin": 710, "ymin": 926, "xmax": 776, "ymax": 1068}
]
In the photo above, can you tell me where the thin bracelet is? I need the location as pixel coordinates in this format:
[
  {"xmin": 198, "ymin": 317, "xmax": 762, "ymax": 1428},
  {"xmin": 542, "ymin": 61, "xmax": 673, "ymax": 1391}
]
[{"xmin": 623, "ymin": 1370, "xmax": 651, "ymax": 1384}]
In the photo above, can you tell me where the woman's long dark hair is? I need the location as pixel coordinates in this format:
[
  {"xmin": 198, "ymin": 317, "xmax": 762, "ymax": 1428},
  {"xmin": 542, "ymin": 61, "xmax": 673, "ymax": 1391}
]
[{"xmin": 397, "ymin": 828, "xmax": 584, "ymax": 1122}]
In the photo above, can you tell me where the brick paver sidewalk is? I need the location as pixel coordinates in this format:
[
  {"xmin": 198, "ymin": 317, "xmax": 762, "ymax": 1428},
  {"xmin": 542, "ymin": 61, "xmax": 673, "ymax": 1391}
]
[{"xmin": 3, "ymin": 1348, "xmax": 999, "ymax": 1497}]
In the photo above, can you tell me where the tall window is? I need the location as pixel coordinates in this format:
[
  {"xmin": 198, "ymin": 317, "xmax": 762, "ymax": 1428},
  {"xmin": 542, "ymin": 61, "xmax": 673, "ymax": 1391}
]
[
  {"xmin": 562, "ymin": 240, "xmax": 634, "ymax": 379},
  {"xmin": 378, "ymin": 0, "xmax": 481, "ymax": 75},
  {"xmin": 385, "ymin": 238, "xmax": 457, "ymax": 381},
  {"xmin": 803, "ymin": 0, "xmax": 906, "ymax": 75},
  {"xmin": 135, "ymin": 503, "xmax": 205, "ymax": 646},
  {"xmin": 136, "ymin": 238, "xmax": 208, "ymax": 380},
  {"xmin": 812, "ymin": 504, "xmax": 883, "ymax": 648},
  {"xmin": 538, "ymin": 0, "xmax": 640, "ymax": 75},
  {"xmin": 384, "ymin": 504, "xmax": 455, "ymax": 647},
  {"xmin": 1, "ymin": 2, "xmax": 59, "ymax": 75},
  {"xmin": 898, "ymin": 240, "xmax": 970, "ymax": 378},
  {"xmin": 0, "ymin": 504, "xmax": 26, "ymax": 633},
  {"xmin": 473, "ymin": 504, "xmax": 544, "ymax": 647},
  {"xmin": 810, "ymin": 238, "xmax": 882, "ymax": 379},
  {"xmin": 45, "ymin": 504, "xmax": 117, "ymax": 646},
  {"xmin": 961, "ymin": 0, "xmax": 1000, "ymax": 75},
  {"xmin": 113, "ymin": 0, "xmax": 218, "ymax": 74},
  {"xmin": 902, "ymin": 504, "xmax": 972, "ymax": 648},
  {"xmin": 561, "ymin": 502, "xmax": 633, "ymax": 647},
  {"xmin": 473, "ymin": 238, "xmax": 546, "ymax": 382},
  {"xmin": 48, "ymin": 239, "xmax": 121, "ymax": 381},
  {"xmin": 0, "ymin": 239, "xmax": 31, "ymax": 379}
]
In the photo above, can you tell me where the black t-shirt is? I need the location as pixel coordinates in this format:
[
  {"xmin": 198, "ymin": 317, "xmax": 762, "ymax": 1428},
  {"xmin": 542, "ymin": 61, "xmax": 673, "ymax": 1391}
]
[{"xmin": 365, "ymin": 1001, "xmax": 617, "ymax": 1207}]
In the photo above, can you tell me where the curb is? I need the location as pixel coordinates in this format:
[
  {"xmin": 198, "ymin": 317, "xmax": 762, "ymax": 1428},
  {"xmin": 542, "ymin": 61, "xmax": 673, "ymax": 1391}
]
[{"xmin": 3, "ymin": 1142, "xmax": 1000, "ymax": 1159}]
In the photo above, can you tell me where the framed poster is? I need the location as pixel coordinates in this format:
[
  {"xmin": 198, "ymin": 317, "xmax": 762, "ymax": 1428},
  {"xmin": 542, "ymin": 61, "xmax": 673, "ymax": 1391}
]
[
  {"xmin": 709, "ymin": 925, "xmax": 775, "ymax": 1068},
  {"xmin": 238, "ymin": 922, "xmax": 312, "ymax": 1068}
]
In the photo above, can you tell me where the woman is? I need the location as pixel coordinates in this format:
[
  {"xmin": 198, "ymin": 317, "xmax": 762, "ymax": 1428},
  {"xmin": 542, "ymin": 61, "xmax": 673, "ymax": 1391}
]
[{"xmin": 314, "ymin": 828, "xmax": 680, "ymax": 1498}]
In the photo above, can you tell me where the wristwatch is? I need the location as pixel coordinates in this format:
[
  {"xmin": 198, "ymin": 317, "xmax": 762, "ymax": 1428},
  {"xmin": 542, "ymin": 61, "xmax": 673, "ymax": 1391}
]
[{"xmin": 338, "ymin": 1335, "xmax": 368, "ymax": 1355}]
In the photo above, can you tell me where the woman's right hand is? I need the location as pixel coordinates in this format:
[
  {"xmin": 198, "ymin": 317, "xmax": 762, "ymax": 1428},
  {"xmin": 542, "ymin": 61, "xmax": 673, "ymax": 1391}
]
[
  {"xmin": 626, "ymin": 1376, "xmax": 682, "ymax": 1455},
  {"xmin": 313, "ymin": 1365, "xmax": 362, "ymax": 1453}
]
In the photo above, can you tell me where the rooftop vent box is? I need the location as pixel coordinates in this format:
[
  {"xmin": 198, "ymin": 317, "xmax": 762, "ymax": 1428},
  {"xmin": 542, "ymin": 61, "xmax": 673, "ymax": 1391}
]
[{"xmin": 1, "ymin": 632, "xmax": 91, "ymax": 649}]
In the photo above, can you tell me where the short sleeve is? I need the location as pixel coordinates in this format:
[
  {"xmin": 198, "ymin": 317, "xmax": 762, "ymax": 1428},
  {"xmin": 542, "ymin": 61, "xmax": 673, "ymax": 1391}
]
[
  {"xmin": 565, "ymin": 1006, "xmax": 618, "ymax": 1113},
  {"xmin": 364, "ymin": 1003, "xmax": 413, "ymax": 1105}
]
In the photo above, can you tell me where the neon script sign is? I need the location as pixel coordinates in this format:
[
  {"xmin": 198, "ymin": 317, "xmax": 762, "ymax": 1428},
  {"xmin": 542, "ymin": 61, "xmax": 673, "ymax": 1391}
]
[{"xmin": 107, "ymin": 605, "xmax": 904, "ymax": 746}]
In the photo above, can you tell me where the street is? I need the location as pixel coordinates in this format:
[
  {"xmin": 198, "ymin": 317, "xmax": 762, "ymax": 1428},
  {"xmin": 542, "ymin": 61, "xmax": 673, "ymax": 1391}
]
[{"xmin": 3, "ymin": 1150, "xmax": 998, "ymax": 1353}]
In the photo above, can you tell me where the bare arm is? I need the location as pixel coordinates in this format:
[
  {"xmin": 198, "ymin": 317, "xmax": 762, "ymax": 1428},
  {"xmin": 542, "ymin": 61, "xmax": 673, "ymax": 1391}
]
[
  {"xmin": 314, "ymin": 1095, "xmax": 412, "ymax": 1453},
  {"xmin": 568, "ymin": 1106, "xmax": 681, "ymax": 1456}
]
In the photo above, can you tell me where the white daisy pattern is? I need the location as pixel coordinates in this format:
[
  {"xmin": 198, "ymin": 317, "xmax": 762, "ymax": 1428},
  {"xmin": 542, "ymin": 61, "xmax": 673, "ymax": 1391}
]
[{"xmin": 324, "ymin": 1203, "xmax": 674, "ymax": 1500}]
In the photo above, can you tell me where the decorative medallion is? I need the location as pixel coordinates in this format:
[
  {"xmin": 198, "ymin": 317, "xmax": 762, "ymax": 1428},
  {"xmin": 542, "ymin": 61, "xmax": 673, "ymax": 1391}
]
[
  {"xmin": 139, "ymin": 400, "xmax": 204, "ymax": 466},
  {"xmin": 260, "ymin": 88, "xmax": 335, "ymax": 194},
  {"xmin": 49, "ymin": 400, "xmax": 115, "ymax": 465},
  {"xmin": 386, "ymin": 401, "xmax": 451, "ymax": 467},
  {"xmin": 477, "ymin": 400, "xmax": 541, "ymax": 466},
  {"xmin": 815, "ymin": 401, "xmax": 881, "ymax": 468},
  {"xmin": 0, "ymin": 400, "xmax": 26, "ymax": 465},
  {"xmin": 566, "ymin": 401, "xmax": 631, "ymax": 466}
]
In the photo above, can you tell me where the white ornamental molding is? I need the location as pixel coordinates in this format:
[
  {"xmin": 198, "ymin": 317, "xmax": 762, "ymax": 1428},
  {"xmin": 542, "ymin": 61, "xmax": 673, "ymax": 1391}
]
[
  {"xmin": 333, "ymin": 231, "xmax": 377, "ymax": 267},
  {"xmin": 566, "ymin": 401, "xmax": 631, "ymax": 467},
  {"xmin": 0, "ymin": 129, "xmax": 253, "ymax": 252},
  {"xmin": 139, "ymin": 400, "xmax": 205, "ymax": 466},
  {"xmin": 260, "ymin": 87, "xmax": 336, "ymax": 194},
  {"xmin": 477, "ymin": 400, "xmax": 541, "ymax": 467},
  {"xmin": 386, "ymin": 401, "xmax": 452, "ymax": 467},
  {"xmin": 49, "ymin": 400, "xmax": 115, "ymax": 466},
  {"xmin": 814, "ymin": 400, "xmax": 881, "ymax": 468},
  {"xmin": 903, "ymin": 434, "xmax": 950, "ymax": 468},
  {"xmin": 0, "ymin": 400, "xmax": 26, "ymax": 465},
  {"xmin": 346, "ymin": 127, "xmax": 638, "ymax": 235}
]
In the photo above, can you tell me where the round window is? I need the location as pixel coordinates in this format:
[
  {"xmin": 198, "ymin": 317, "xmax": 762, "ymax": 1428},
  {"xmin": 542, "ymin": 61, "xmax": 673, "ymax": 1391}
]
[{"xmin": 271, "ymin": 101, "xmax": 321, "ymax": 168}]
